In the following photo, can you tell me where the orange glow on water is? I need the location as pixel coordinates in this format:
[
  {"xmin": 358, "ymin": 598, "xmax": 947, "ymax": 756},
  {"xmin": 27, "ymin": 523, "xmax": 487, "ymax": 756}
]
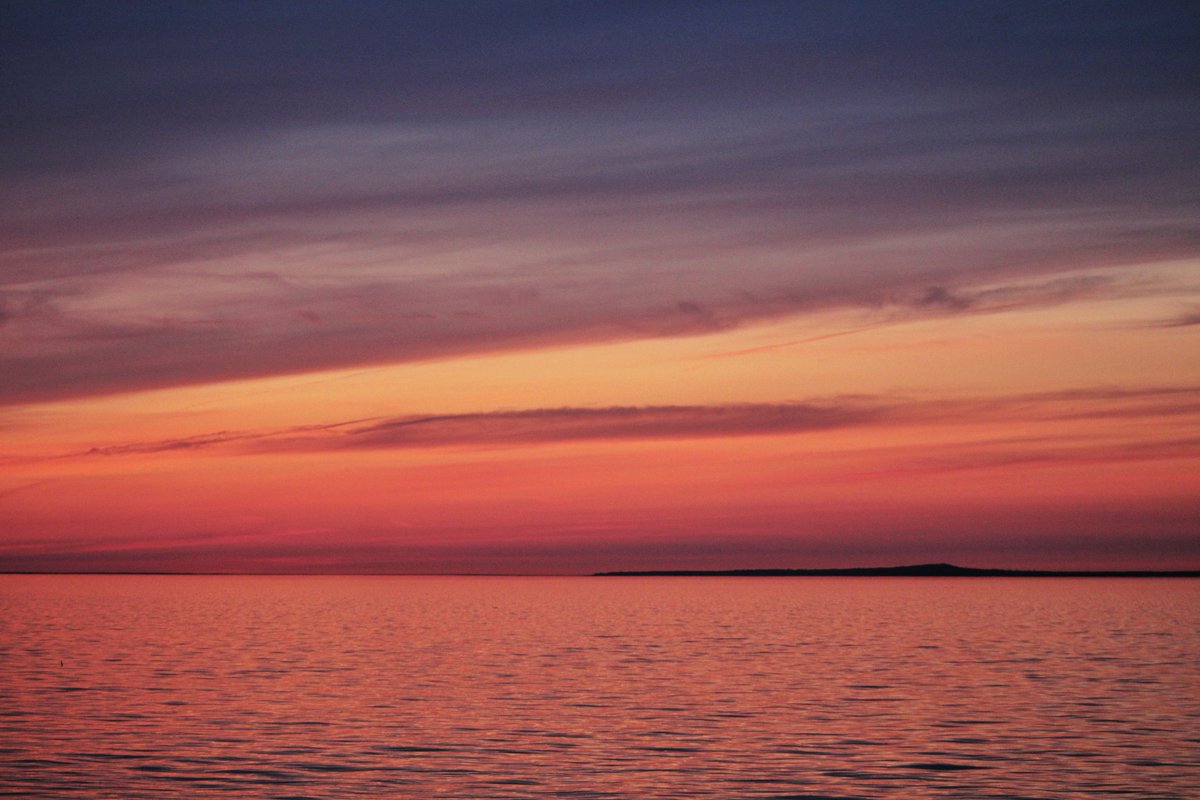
[{"xmin": 3, "ymin": 575, "xmax": 1198, "ymax": 795}]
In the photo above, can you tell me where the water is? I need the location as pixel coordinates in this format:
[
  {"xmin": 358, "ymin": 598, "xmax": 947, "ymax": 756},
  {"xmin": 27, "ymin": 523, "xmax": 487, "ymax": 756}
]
[{"xmin": 1, "ymin": 576, "xmax": 1197, "ymax": 799}]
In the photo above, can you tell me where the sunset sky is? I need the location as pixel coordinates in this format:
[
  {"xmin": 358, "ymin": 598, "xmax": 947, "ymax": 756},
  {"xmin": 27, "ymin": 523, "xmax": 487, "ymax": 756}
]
[{"xmin": 2, "ymin": 2, "xmax": 1198, "ymax": 573}]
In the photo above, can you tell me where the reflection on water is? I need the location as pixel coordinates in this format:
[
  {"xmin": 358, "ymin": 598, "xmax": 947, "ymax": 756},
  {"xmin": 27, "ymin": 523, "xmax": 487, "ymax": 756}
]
[{"xmin": 1, "ymin": 575, "xmax": 1197, "ymax": 798}]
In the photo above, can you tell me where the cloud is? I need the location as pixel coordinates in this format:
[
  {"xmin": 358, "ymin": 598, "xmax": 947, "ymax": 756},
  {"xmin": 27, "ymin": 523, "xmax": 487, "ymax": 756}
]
[
  {"xmin": 1, "ymin": 3, "xmax": 1197, "ymax": 403},
  {"xmin": 882, "ymin": 435, "xmax": 1200, "ymax": 477},
  {"xmin": 4, "ymin": 3, "xmax": 1196, "ymax": 170},
  {"xmin": 64, "ymin": 417, "xmax": 375, "ymax": 459},
  {"xmin": 706, "ymin": 272, "xmax": 1142, "ymax": 359},
  {"xmin": 1, "ymin": 253, "xmax": 1187, "ymax": 406},
  {"xmin": 899, "ymin": 273, "xmax": 1114, "ymax": 316},
  {"xmin": 81, "ymin": 431, "xmax": 267, "ymax": 457},
  {"xmin": 1157, "ymin": 309, "xmax": 1200, "ymax": 328},
  {"xmin": 913, "ymin": 286, "xmax": 974, "ymax": 312},
  {"xmin": 40, "ymin": 401, "xmax": 878, "ymax": 462},
  {"xmin": 330, "ymin": 403, "xmax": 877, "ymax": 449},
  {"xmin": 16, "ymin": 385, "xmax": 1191, "ymax": 463},
  {"xmin": 0, "ymin": 479, "xmax": 53, "ymax": 501}
]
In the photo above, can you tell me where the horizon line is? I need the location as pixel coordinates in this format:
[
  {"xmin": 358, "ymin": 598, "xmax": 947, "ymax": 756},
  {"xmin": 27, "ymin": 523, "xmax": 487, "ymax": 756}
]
[{"xmin": 3, "ymin": 562, "xmax": 1199, "ymax": 578}]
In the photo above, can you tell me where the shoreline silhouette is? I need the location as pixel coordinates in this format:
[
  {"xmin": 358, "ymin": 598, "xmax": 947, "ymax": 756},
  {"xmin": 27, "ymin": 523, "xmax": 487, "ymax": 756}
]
[
  {"xmin": 2, "ymin": 563, "xmax": 1197, "ymax": 577},
  {"xmin": 595, "ymin": 562, "xmax": 1200, "ymax": 577}
]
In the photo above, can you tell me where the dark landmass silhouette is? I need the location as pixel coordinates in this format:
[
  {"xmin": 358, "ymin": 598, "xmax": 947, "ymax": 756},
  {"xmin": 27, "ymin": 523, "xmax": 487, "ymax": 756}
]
[{"xmin": 595, "ymin": 562, "xmax": 1200, "ymax": 577}]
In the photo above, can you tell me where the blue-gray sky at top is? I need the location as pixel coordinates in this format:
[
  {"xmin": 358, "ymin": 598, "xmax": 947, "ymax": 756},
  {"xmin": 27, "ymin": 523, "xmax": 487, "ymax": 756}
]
[
  {"xmin": 5, "ymin": 2, "xmax": 1194, "ymax": 156},
  {"xmin": 1, "ymin": 1, "xmax": 1198, "ymax": 402}
]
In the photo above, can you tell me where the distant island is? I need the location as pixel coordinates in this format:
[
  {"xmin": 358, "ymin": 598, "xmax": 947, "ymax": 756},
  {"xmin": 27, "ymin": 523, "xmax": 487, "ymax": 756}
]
[{"xmin": 595, "ymin": 562, "xmax": 1200, "ymax": 577}]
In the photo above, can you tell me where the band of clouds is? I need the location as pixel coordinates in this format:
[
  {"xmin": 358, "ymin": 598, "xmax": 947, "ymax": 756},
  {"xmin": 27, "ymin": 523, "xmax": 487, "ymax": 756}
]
[
  {"xmin": 0, "ymin": 260, "xmax": 1188, "ymax": 406},
  {"xmin": 33, "ymin": 386, "xmax": 1197, "ymax": 464},
  {"xmin": 2, "ymin": 4, "xmax": 1197, "ymax": 405}
]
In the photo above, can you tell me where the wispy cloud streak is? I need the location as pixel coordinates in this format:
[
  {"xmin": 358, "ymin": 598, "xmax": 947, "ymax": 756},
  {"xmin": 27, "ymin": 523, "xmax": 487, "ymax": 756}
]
[
  {"xmin": 2, "ymin": 260, "xmax": 1190, "ymax": 405},
  {"xmin": 11, "ymin": 386, "xmax": 1191, "ymax": 464}
]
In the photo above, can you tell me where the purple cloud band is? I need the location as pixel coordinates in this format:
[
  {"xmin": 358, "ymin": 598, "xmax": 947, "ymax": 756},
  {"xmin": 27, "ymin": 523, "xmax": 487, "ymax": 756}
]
[{"xmin": 11, "ymin": 386, "xmax": 1190, "ymax": 464}]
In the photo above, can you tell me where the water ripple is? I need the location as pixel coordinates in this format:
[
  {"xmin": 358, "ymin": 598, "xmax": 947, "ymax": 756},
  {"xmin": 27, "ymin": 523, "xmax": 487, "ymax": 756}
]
[{"xmin": 1, "ymin": 575, "xmax": 1197, "ymax": 798}]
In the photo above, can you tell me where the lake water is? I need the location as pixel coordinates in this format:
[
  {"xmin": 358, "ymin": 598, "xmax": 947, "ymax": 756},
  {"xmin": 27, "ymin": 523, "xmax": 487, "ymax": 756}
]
[{"xmin": 1, "ymin": 575, "xmax": 1197, "ymax": 798}]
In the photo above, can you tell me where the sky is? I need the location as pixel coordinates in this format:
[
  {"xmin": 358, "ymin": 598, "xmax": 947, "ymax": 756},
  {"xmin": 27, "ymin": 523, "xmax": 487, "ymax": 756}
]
[{"xmin": 1, "ymin": 1, "xmax": 1198, "ymax": 573}]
